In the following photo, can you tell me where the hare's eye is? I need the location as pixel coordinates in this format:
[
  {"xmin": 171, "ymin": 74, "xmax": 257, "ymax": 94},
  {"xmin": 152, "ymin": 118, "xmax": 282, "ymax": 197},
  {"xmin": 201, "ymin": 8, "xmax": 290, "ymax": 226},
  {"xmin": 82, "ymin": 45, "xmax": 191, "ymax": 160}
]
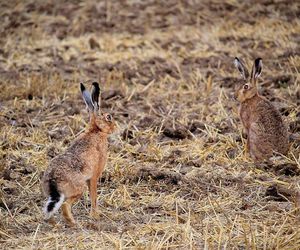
[
  {"xmin": 243, "ymin": 84, "xmax": 249, "ymax": 90},
  {"xmin": 105, "ymin": 114, "xmax": 112, "ymax": 121}
]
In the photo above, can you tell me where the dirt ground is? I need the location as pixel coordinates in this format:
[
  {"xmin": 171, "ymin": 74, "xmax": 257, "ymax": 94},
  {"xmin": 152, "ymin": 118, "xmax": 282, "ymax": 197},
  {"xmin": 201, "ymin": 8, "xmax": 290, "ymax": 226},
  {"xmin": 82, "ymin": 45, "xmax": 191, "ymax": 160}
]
[{"xmin": 0, "ymin": 0, "xmax": 299, "ymax": 249}]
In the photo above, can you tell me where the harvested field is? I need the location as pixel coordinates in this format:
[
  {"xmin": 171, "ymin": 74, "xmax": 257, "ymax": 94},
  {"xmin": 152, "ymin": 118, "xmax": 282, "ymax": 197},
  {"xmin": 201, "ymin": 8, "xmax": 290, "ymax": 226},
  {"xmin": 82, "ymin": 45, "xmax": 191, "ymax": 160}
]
[{"xmin": 0, "ymin": 0, "xmax": 300, "ymax": 249}]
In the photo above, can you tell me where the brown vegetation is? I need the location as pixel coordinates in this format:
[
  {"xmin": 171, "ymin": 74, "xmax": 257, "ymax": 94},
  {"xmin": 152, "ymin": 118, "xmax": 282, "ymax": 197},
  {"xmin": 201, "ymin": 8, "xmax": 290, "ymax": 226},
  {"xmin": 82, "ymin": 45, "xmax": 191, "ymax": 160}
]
[{"xmin": 0, "ymin": 0, "xmax": 299, "ymax": 249}]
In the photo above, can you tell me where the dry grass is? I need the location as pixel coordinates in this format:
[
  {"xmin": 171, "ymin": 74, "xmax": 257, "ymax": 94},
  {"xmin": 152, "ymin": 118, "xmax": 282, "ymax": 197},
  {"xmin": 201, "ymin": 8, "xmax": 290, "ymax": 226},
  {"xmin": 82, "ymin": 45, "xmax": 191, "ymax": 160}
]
[{"xmin": 0, "ymin": 0, "xmax": 300, "ymax": 249}]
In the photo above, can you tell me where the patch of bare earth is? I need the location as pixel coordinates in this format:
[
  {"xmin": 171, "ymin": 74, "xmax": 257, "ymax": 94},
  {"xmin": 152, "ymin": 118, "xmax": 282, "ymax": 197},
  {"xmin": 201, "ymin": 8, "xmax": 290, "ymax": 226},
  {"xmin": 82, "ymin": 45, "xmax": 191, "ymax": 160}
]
[{"xmin": 0, "ymin": 0, "xmax": 299, "ymax": 249}]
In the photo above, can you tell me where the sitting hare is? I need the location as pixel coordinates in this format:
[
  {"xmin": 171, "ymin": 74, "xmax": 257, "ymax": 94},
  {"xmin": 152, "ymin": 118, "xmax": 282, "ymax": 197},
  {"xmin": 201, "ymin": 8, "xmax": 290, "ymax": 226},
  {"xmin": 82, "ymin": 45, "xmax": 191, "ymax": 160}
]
[
  {"xmin": 42, "ymin": 82, "xmax": 116, "ymax": 226},
  {"xmin": 234, "ymin": 57, "xmax": 289, "ymax": 162}
]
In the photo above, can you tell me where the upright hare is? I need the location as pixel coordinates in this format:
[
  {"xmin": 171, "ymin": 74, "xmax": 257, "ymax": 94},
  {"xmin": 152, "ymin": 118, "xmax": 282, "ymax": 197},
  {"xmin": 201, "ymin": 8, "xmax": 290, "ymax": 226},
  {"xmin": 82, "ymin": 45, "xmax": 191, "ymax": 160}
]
[
  {"xmin": 42, "ymin": 82, "xmax": 116, "ymax": 226},
  {"xmin": 234, "ymin": 57, "xmax": 289, "ymax": 162}
]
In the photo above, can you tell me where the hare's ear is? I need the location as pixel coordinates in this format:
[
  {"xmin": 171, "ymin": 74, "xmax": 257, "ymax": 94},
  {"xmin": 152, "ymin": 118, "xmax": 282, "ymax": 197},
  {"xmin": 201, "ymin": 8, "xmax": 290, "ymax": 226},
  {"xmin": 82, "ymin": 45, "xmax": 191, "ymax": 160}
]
[
  {"xmin": 234, "ymin": 57, "xmax": 249, "ymax": 80},
  {"xmin": 80, "ymin": 83, "xmax": 94, "ymax": 111},
  {"xmin": 251, "ymin": 58, "xmax": 262, "ymax": 80},
  {"xmin": 91, "ymin": 82, "xmax": 100, "ymax": 112}
]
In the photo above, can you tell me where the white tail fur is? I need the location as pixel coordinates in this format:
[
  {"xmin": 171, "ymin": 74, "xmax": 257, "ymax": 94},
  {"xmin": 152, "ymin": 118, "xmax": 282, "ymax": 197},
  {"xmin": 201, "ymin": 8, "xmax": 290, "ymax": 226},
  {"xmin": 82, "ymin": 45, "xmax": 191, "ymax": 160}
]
[{"xmin": 43, "ymin": 194, "xmax": 65, "ymax": 220}]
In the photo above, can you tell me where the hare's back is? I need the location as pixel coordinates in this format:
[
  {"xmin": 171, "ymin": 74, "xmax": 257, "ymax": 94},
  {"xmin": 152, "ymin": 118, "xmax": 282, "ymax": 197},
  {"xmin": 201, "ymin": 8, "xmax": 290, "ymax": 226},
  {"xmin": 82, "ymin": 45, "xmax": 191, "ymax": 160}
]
[
  {"xmin": 253, "ymin": 98, "xmax": 288, "ymax": 153},
  {"xmin": 256, "ymin": 99, "xmax": 286, "ymax": 135}
]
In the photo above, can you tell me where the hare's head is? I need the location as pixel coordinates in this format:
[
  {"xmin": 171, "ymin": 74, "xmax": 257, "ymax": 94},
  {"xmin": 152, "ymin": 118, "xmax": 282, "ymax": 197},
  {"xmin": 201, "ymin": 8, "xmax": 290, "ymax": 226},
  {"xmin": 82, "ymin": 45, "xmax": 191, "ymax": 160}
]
[
  {"xmin": 80, "ymin": 82, "xmax": 116, "ymax": 134},
  {"xmin": 97, "ymin": 112, "xmax": 116, "ymax": 134},
  {"xmin": 233, "ymin": 57, "xmax": 262, "ymax": 102}
]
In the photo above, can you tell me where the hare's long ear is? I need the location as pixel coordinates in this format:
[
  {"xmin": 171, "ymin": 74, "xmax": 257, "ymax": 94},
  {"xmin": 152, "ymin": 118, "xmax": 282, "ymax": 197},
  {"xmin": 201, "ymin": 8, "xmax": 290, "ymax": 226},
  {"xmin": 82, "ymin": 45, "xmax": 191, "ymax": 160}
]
[
  {"xmin": 91, "ymin": 82, "xmax": 100, "ymax": 112},
  {"xmin": 234, "ymin": 57, "xmax": 249, "ymax": 80},
  {"xmin": 80, "ymin": 83, "xmax": 94, "ymax": 112},
  {"xmin": 251, "ymin": 58, "xmax": 262, "ymax": 81}
]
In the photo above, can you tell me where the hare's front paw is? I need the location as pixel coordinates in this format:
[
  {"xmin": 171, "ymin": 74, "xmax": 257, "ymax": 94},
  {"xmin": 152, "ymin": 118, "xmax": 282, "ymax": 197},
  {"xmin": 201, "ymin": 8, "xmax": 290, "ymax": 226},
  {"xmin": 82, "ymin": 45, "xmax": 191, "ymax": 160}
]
[{"xmin": 90, "ymin": 210, "xmax": 100, "ymax": 220}]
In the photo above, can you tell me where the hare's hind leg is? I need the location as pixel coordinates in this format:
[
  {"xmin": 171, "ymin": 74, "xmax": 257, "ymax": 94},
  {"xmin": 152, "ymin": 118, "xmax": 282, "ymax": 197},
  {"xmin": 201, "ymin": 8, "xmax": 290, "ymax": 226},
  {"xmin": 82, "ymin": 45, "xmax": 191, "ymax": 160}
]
[
  {"xmin": 62, "ymin": 196, "xmax": 80, "ymax": 227},
  {"xmin": 46, "ymin": 217, "xmax": 58, "ymax": 226}
]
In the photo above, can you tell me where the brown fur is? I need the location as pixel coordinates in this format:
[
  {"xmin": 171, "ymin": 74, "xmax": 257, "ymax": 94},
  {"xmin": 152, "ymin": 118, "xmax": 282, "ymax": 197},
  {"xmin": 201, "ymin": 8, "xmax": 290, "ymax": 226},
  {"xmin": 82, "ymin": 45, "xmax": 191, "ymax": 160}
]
[
  {"xmin": 234, "ymin": 58, "xmax": 289, "ymax": 162},
  {"xmin": 42, "ymin": 112, "xmax": 116, "ymax": 226}
]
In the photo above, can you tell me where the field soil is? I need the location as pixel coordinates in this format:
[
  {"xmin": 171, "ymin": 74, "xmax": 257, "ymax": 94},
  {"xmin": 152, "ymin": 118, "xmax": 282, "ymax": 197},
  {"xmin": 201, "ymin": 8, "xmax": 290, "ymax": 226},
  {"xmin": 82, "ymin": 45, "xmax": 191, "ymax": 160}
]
[{"xmin": 0, "ymin": 0, "xmax": 300, "ymax": 249}]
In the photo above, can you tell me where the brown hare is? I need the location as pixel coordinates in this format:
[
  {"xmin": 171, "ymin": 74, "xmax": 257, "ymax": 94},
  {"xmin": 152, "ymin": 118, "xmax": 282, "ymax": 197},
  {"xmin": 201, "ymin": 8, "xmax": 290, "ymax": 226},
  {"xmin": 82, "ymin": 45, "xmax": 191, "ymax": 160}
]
[
  {"xmin": 234, "ymin": 57, "xmax": 289, "ymax": 162},
  {"xmin": 42, "ymin": 82, "xmax": 116, "ymax": 226}
]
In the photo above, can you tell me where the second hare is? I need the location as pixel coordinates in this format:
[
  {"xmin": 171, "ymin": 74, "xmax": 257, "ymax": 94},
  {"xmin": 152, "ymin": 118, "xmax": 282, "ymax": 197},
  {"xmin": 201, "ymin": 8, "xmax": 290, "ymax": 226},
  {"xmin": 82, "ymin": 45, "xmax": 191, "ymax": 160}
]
[
  {"xmin": 234, "ymin": 57, "xmax": 289, "ymax": 162},
  {"xmin": 42, "ymin": 82, "xmax": 116, "ymax": 226}
]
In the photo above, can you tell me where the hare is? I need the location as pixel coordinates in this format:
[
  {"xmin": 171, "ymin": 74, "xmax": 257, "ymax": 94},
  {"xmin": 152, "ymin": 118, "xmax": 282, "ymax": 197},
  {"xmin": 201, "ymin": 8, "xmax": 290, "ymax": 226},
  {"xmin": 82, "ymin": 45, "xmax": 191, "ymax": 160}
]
[
  {"xmin": 233, "ymin": 57, "xmax": 289, "ymax": 162},
  {"xmin": 42, "ymin": 82, "xmax": 116, "ymax": 226}
]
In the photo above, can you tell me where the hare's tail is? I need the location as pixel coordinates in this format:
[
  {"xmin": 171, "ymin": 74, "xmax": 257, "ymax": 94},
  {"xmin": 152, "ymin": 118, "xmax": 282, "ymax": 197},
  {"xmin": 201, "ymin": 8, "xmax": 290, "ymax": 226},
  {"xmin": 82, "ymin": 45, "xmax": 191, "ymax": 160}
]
[{"xmin": 43, "ymin": 180, "xmax": 65, "ymax": 220}]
